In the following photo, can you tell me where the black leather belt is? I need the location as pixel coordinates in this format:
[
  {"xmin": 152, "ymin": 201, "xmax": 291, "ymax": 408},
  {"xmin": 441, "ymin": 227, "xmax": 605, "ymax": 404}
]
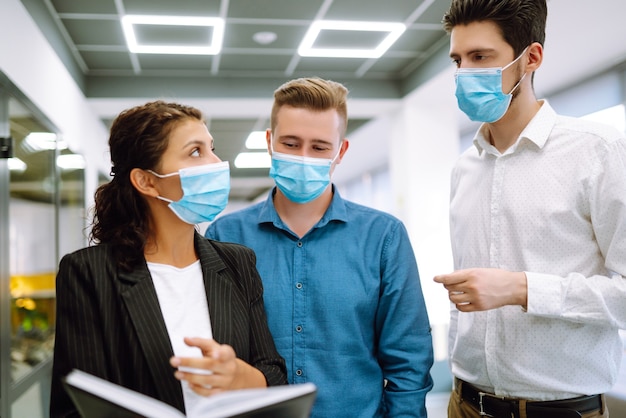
[{"xmin": 459, "ymin": 380, "xmax": 602, "ymax": 418}]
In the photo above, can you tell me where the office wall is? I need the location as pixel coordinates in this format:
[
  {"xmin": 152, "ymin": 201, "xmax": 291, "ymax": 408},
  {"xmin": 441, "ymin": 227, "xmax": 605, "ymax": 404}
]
[{"xmin": 0, "ymin": 0, "xmax": 109, "ymax": 212}]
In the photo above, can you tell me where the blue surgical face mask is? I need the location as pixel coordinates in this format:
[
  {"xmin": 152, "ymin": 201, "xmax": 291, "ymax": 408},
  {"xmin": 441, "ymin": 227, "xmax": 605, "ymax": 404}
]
[
  {"xmin": 148, "ymin": 161, "xmax": 230, "ymax": 224},
  {"xmin": 269, "ymin": 142, "xmax": 340, "ymax": 204},
  {"xmin": 454, "ymin": 47, "xmax": 528, "ymax": 123}
]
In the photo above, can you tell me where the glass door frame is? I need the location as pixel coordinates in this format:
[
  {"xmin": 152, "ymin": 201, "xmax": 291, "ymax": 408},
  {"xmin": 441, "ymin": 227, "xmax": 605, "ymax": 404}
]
[
  {"xmin": 1, "ymin": 82, "xmax": 12, "ymax": 418},
  {"xmin": 0, "ymin": 72, "xmax": 60, "ymax": 418}
]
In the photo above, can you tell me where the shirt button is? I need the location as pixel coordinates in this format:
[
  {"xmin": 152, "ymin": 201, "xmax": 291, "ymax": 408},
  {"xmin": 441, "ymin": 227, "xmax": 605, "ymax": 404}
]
[
  {"xmin": 296, "ymin": 282, "xmax": 303, "ymax": 289},
  {"xmin": 297, "ymin": 241, "xmax": 303, "ymax": 247},
  {"xmin": 296, "ymin": 325, "xmax": 303, "ymax": 332},
  {"xmin": 295, "ymin": 369, "xmax": 303, "ymax": 376}
]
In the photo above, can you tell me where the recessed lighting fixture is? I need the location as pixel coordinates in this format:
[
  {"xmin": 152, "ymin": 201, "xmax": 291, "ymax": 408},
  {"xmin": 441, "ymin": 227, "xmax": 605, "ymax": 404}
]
[
  {"xmin": 252, "ymin": 31, "xmax": 277, "ymax": 45},
  {"xmin": 57, "ymin": 154, "xmax": 86, "ymax": 170},
  {"xmin": 8, "ymin": 157, "xmax": 27, "ymax": 173},
  {"xmin": 298, "ymin": 20, "xmax": 406, "ymax": 58},
  {"xmin": 234, "ymin": 152, "xmax": 271, "ymax": 169},
  {"xmin": 57, "ymin": 154, "xmax": 85, "ymax": 171},
  {"xmin": 22, "ymin": 132, "xmax": 67, "ymax": 152},
  {"xmin": 121, "ymin": 15, "xmax": 225, "ymax": 55},
  {"xmin": 245, "ymin": 131, "xmax": 268, "ymax": 149}
]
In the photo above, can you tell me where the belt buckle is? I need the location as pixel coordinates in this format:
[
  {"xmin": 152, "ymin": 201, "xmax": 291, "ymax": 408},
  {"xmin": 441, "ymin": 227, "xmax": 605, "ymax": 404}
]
[{"xmin": 478, "ymin": 391, "xmax": 506, "ymax": 417}]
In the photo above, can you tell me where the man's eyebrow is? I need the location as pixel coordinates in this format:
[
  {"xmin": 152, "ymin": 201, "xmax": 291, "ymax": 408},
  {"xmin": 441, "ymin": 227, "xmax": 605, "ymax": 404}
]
[
  {"xmin": 311, "ymin": 139, "xmax": 334, "ymax": 146},
  {"xmin": 277, "ymin": 135, "xmax": 302, "ymax": 141},
  {"xmin": 450, "ymin": 48, "xmax": 497, "ymax": 57}
]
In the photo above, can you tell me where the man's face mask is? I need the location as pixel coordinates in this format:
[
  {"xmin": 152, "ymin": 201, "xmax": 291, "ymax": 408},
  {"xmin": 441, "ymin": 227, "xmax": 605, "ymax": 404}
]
[
  {"xmin": 149, "ymin": 161, "xmax": 230, "ymax": 224},
  {"xmin": 269, "ymin": 141, "xmax": 340, "ymax": 204},
  {"xmin": 454, "ymin": 47, "xmax": 528, "ymax": 123}
]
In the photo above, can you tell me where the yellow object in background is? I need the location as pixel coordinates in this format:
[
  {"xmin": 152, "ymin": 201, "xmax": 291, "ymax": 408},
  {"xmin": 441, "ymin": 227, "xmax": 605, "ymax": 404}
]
[{"xmin": 10, "ymin": 273, "xmax": 55, "ymax": 298}]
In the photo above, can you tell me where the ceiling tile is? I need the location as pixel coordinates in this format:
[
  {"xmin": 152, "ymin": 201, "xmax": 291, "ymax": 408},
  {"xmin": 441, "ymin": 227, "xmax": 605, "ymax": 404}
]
[
  {"xmin": 81, "ymin": 51, "xmax": 134, "ymax": 70},
  {"xmin": 62, "ymin": 19, "xmax": 126, "ymax": 46},
  {"xmin": 132, "ymin": 23, "xmax": 216, "ymax": 46},
  {"xmin": 324, "ymin": 0, "xmax": 426, "ymax": 21},
  {"xmin": 223, "ymin": 23, "xmax": 305, "ymax": 49},
  {"xmin": 123, "ymin": 0, "xmax": 221, "ymax": 16},
  {"xmin": 293, "ymin": 56, "xmax": 366, "ymax": 74},
  {"xmin": 51, "ymin": 0, "xmax": 118, "ymax": 14},
  {"xmin": 227, "ymin": 0, "xmax": 323, "ymax": 20},
  {"xmin": 394, "ymin": 27, "xmax": 447, "ymax": 52},
  {"xmin": 415, "ymin": 0, "xmax": 454, "ymax": 25},
  {"xmin": 136, "ymin": 54, "xmax": 214, "ymax": 71},
  {"xmin": 218, "ymin": 54, "xmax": 293, "ymax": 73}
]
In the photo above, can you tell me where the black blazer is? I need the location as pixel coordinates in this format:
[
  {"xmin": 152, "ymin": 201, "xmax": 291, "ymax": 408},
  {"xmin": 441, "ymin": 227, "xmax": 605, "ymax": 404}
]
[{"xmin": 50, "ymin": 233, "xmax": 287, "ymax": 417}]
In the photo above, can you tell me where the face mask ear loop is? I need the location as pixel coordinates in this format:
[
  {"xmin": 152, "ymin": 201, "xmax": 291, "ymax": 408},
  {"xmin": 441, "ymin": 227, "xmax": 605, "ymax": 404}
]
[
  {"xmin": 330, "ymin": 143, "xmax": 343, "ymax": 164},
  {"xmin": 155, "ymin": 195, "xmax": 174, "ymax": 204},
  {"xmin": 146, "ymin": 170, "xmax": 180, "ymax": 204},
  {"xmin": 269, "ymin": 134, "xmax": 275, "ymax": 155},
  {"xmin": 502, "ymin": 46, "xmax": 530, "ymax": 71},
  {"xmin": 147, "ymin": 169, "xmax": 179, "ymax": 178},
  {"xmin": 508, "ymin": 72, "xmax": 527, "ymax": 95},
  {"xmin": 501, "ymin": 46, "xmax": 529, "ymax": 96}
]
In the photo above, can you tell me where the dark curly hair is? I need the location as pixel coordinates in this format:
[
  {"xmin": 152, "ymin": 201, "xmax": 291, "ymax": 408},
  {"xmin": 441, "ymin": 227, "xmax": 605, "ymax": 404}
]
[{"xmin": 90, "ymin": 100, "xmax": 204, "ymax": 271}]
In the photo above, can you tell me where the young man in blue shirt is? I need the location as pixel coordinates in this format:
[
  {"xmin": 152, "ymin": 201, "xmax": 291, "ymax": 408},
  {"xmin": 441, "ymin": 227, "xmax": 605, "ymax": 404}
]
[{"xmin": 206, "ymin": 77, "xmax": 433, "ymax": 417}]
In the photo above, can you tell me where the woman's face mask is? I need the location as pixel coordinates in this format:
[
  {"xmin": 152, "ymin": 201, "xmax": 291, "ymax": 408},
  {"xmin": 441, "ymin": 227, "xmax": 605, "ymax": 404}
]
[
  {"xmin": 454, "ymin": 47, "xmax": 528, "ymax": 123},
  {"xmin": 148, "ymin": 161, "xmax": 230, "ymax": 224},
  {"xmin": 268, "ymin": 141, "xmax": 340, "ymax": 204}
]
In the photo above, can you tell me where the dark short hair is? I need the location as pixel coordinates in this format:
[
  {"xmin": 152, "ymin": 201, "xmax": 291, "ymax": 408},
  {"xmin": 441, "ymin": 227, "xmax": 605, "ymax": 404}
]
[
  {"xmin": 91, "ymin": 100, "xmax": 204, "ymax": 271},
  {"xmin": 442, "ymin": 0, "xmax": 547, "ymax": 56},
  {"xmin": 271, "ymin": 77, "xmax": 349, "ymax": 138}
]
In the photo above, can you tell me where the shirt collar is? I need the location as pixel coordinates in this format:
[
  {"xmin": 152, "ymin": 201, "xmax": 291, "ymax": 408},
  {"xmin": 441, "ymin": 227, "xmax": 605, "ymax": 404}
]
[
  {"xmin": 256, "ymin": 185, "xmax": 349, "ymax": 230},
  {"xmin": 473, "ymin": 100, "xmax": 557, "ymax": 155}
]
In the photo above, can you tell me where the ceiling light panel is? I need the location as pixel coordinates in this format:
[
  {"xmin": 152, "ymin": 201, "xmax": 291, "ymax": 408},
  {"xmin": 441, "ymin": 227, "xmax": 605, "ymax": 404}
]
[
  {"xmin": 234, "ymin": 152, "xmax": 271, "ymax": 169},
  {"xmin": 245, "ymin": 131, "xmax": 268, "ymax": 149},
  {"xmin": 298, "ymin": 20, "xmax": 406, "ymax": 59},
  {"xmin": 121, "ymin": 15, "xmax": 225, "ymax": 55}
]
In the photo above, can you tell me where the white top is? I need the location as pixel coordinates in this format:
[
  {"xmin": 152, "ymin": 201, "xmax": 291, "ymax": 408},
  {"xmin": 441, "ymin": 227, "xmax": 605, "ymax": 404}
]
[
  {"xmin": 148, "ymin": 260, "xmax": 213, "ymax": 414},
  {"xmin": 449, "ymin": 100, "xmax": 626, "ymax": 400}
]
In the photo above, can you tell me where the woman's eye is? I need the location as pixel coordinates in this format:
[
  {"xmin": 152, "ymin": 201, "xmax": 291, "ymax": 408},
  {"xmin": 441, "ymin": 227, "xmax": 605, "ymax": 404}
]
[{"xmin": 191, "ymin": 148, "xmax": 200, "ymax": 157}]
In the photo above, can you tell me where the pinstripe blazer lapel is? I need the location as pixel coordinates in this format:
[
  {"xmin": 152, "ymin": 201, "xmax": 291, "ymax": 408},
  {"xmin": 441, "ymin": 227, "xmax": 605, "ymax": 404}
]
[
  {"xmin": 118, "ymin": 262, "xmax": 184, "ymax": 410},
  {"xmin": 195, "ymin": 233, "xmax": 232, "ymax": 345}
]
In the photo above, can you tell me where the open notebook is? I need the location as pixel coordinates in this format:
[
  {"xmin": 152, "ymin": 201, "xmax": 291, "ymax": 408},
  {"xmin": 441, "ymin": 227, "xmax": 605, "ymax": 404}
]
[{"xmin": 63, "ymin": 369, "xmax": 317, "ymax": 418}]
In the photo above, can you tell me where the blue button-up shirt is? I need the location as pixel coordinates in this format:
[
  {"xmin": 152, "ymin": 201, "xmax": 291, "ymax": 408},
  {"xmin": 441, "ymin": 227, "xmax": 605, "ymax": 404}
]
[{"xmin": 206, "ymin": 187, "xmax": 433, "ymax": 417}]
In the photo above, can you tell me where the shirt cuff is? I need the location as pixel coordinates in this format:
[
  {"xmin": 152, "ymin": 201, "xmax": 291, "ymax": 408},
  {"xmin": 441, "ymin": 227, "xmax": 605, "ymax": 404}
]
[{"xmin": 524, "ymin": 271, "xmax": 564, "ymax": 316}]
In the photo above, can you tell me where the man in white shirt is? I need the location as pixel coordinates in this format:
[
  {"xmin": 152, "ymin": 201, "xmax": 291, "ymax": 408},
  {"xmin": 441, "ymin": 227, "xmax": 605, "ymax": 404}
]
[{"xmin": 434, "ymin": 1, "xmax": 626, "ymax": 417}]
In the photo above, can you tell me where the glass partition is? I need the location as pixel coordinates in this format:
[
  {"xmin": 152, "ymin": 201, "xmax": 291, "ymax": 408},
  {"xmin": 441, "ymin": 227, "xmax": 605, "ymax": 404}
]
[
  {"xmin": 8, "ymin": 100, "xmax": 58, "ymax": 385},
  {"xmin": 1, "ymin": 74, "xmax": 86, "ymax": 418}
]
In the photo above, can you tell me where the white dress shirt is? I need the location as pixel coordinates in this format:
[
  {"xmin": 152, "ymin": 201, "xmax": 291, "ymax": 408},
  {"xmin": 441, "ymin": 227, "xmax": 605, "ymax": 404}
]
[{"xmin": 449, "ymin": 100, "xmax": 626, "ymax": 400}]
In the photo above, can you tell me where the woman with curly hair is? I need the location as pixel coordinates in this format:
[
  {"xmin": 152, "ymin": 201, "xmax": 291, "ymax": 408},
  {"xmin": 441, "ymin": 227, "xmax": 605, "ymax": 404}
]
[{"xmin": 50, "ymin": 100, "xmax": 286, "ymax": 417}]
